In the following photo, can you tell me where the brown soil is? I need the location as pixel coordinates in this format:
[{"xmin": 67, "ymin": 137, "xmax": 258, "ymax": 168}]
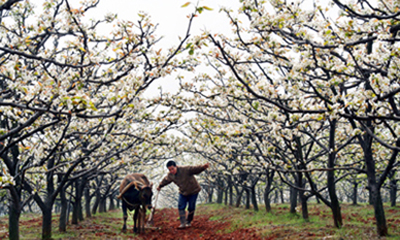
[
  {"xmin": 136, "ymin": 208, "xmax": 262, "ymax": 240},
  {"xmin": 0, "ymin": 208, "xmax": 262, "ymax": 240}
]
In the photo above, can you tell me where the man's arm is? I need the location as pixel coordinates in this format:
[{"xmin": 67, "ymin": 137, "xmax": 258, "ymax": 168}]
[
  {"xmin": 188, "ymin": 163, "xmax": 210, "ymax": 175},
  {"xmin": 157, "ymin": 175, "xmax": 172, "ymax": 191}
]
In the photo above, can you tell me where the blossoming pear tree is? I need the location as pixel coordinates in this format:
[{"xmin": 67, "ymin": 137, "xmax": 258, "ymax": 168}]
[
  {"xmin": 179, "ymin": 0, "xmax": 400, "ymax": 237},
  {"xmin": 0, "ymin": 0, "xmax": 198, "ymax": 239}
]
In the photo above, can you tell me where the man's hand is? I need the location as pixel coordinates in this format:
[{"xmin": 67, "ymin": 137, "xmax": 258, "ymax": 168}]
[
  {"xmin": 157, "ymin": 186, "xmax": 161, "ymax": 191},
  {"xmin": 204, "ymin": 163, "xmax": 210, "ymax": 169}
]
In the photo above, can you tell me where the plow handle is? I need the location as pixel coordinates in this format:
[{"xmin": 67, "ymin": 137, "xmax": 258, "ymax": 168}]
[{"xmin": 147, "ymin": 191, "xmax": 159, "ymax": 223}]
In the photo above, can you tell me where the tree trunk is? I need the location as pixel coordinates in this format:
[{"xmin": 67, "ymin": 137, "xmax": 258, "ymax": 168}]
[
  {"xmin": 92, "ymin": 175, "xmax": 104, "ymax": 215},
  {"xmin": 42, "ymin": 204, "xmax": 53, "ymax": 240},
  {"xmin": 264, "ymin": 187, "xmax": 272, "ymax": 213},
  {"xmin": 67, "ymin": 191, "xmax": 72, "ymax": 224},
  {"xmin": 99, "ymin": 197, "xmax": 106, "ymax": 213},
  {"xmin": 363, "ymin": 128, "xmax": 388, "ymax": 236},
  {"xmin": 92, "ymin": 190, "xmax": 100, "ymax": 215},
  {"xmin": 389, "ymin": 176, "xmax": 397, "ymax": 207},
  {"xmin": 99, "ymin": 177, "xmax": 111, "ymax": 213},
  {"xmin": 216, "ymin": 177, "xmax": 224, "ymax": 204},
  {"xmin": 327, "ymin": 172, "xmax": 342, "ymax": 228},
  {"xmin": 352, "ymin": 182, "xmax": 358, "ymax": 205},
  {"xmin": 327, "ymin": 119, "xmax": 342, "ymax": 228},
  {"xmin": 245, "ymin": 188, "xmax": 250, "ymax": 209},
  {"xmin": 368, "ymin": 187, "xmax": 373, "ymax": 205},
  {"xmin": 370, "ymin": 184, "xmax": 388, "ymax": 236},
  {"xmin": 366, "ymin": 161, "xmax": 388, "ymax": 236},
  {"xmin": 289, "ymin": 186, "xmax": 298, "ymax": 214},
  {"xmin": 235, "ymin": 187, "xmax": 244, "ymax": 208},
  {"xmin": 109, "ymin": 195, "xmax": 115, "ymax": 211},
  {"xmin": 59, "ymin": 186, "xmax": 68, "ymax": 232},
  {"xmin": 9, "ymin": 190, "xmax": 21, "ymax": 240},
  {"xmin": 229, "ymin": 180, "xmax": 233, "ymax": 206},
  {"xmin": 78, "ymin": 179, "xmax": 86, "ymax": 221},
  {"xmin": 264, "ymin": 170, "xmax": 274, "ymax": 212},
  {"xmin": 71, "ymin": 178, "xmax": 86, "ymax": 223},
  {"xmin": 280, "ymin": 187, "xmax": 284, "ymax": 203},
  {"xmin": 85, "ymin": 186, "xmax": 92, "ymax": 218},
  {"xmin": 300, "ymin": 193, "xmax": 309, "ymax": 221},
  {"xmin": 250, "ymin": 185, "xmax": 258, "ymax": 211},
  {"xmin": 298, "ymin": 176, "xmax": 309, "ymax": 221},
  {"xmin": 72, "ymin": 181, "xmax": 79, "ymax": 224},
  {"xmin": 224, "ymin": 186, "xmax": 228, "ymax": 205},
  {"xmin": 216, "ymin": 188, "xmax": 223, "ymax": 204},
  {"xmin": 78, "ymin": 198, "xmax": 84, "ymax": 220},
  {"xmin": 208, "ymin": 186, "xmax": 213, "ymax": 203},
  {"xmin": 4, "ymin": 147, "xmax": 22, "ymax": 240}
]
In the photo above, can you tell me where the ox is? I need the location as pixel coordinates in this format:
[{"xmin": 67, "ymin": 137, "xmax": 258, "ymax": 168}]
[{"xmin": 117, "ymin": 173, "xmax": 153, "ymax": 233}]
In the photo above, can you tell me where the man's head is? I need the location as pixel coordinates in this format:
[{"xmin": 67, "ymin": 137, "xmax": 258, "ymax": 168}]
[{"xmin": 166, "ymin": 160, "xmax": 177, "ymax": 175}]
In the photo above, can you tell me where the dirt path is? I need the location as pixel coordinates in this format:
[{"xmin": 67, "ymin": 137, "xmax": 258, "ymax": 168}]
[{"xmin": 136, "ymin": 208, "xmax": 262, "ymax": 240}]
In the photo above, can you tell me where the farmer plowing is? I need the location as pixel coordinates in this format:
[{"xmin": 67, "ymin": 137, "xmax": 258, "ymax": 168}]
[{"xmin": 157, "ymin": 161, "xmax": 210, "ymax": 229}]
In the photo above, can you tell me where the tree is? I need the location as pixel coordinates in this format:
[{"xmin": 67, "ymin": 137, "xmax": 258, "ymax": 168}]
[
  {"xmin": 193, "ymin": 0, "xmax": 400, "ymax": 236},
  {"xmin": 0, "ymin": 0, "xmax": 197, "ymax": 239}
]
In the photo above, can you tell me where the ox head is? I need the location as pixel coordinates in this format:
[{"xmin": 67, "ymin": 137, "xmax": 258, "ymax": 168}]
[{"xmin": 138, "ymin": 183, "xmax": 153, "ymax": 210}]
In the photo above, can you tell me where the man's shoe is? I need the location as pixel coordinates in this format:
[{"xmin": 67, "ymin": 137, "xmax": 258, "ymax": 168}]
[
  {"xmin": 178, "ymin": 224, "xmax": 186, "ymax": 229},
  {"xmin": 186, "ymin": 222, "xmax": 191, "ymax": 227}
]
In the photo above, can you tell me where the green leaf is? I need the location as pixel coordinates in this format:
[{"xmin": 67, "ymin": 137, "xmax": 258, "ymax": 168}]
[
  {"xmin": 181, "ymin": 2, "xmax": 191, "ymax": 7},
  {"xmin": 253, "ymin": 101, "xmax": 259, "ymax": 110},
  {"xmin": 203, "ymin": 6, "xmax": 213, "ymax": 11}
]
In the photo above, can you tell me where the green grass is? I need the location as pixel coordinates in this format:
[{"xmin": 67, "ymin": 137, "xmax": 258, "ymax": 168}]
[
  {"xmin": 1, "ymin": 203, "xmax": 400, "ymax": 239},
  {"xmin": 197, "ymin": 202, "xmax": 400, "ymax": 240},
  {"xmin": 1, "ymin": 209, "xmax": 138, "ymax": 239}
]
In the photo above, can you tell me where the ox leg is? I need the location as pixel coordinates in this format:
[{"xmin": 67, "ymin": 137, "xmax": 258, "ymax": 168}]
[
  {"xmin": 138, "ymin": 207, "xmax": 142, "ymax": 233},
  {"xmin": 133, "ymin": 206, "xmax": 139, "ymax": 233},
  {"xmin": 140, "ymin": 207, "xmax": 146, "ymax": 233},
  {"xmin": 137, "ymin": 207, "xmax": 142, "ymax": 233},
  {"xmin": 121, "ymin": 202, "xmax": 128, "ymax": 232}
]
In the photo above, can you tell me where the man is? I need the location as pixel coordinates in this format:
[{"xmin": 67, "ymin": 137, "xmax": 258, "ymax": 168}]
[{"xmin": 157, "ymin": 160, "xmax": 209, "ymax": 228}]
